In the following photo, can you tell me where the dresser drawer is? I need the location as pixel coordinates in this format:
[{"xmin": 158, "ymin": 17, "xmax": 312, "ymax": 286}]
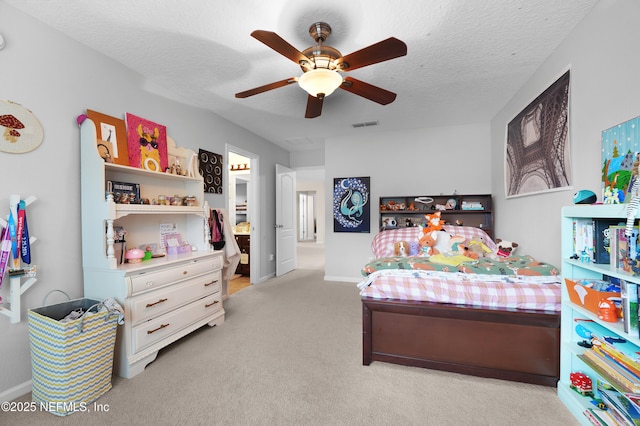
[
  {"xmin": 131, "ymin": 292, "xmax": 223, "ymax": 354},
  {"xmin": 129, "ymin": 270, "xmax": 221, "ymax": 325},
  {"xmin": 128, "ymin": 256, "xmax": 221, "ymax": 295}
]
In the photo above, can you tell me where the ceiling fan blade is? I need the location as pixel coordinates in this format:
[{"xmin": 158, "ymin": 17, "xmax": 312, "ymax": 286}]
[
  {"xmin": 336, "ymin": 37, "xmax": 407, "ymax": 71},
  {"xmin": 251, "ymin": 30, "xmax": 310, "ymax": 65},
  {"xmin": 235, "ymin": 78, "xmax": 297, "ymax": 98},
  {"xmin": 340, "ymin": 77, "xmax": 397, "ymax": 105},
  {"xmin": 305, "ymin": 94, "xmax": 324, "ymax": 118}
]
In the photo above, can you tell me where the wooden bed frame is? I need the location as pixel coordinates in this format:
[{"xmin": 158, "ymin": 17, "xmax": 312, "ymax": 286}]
[{"xmin": 362, "ymin": 297, "xmax": 560, "ymax": 386}]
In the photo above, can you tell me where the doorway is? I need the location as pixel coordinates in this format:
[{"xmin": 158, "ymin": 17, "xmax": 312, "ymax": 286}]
[
  {"xmin": 226, "ymin": 146, "xmax": 259, "ymax": 286},
  {"xmin": 297, "ymin": 191, "xmax": 316, "ymax": 242}
]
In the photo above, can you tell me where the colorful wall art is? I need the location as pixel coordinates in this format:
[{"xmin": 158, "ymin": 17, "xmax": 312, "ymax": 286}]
[
  {"xmin": 602, "ymin": 115, "xmax": 640, "ymax": 203},
  {"xmin": 333, "ymin": 177, "xmax": 370, "ymax": 233},
  {"xmin": 125, "ymin": 113, "xmax": 168, "ymax": 172}
]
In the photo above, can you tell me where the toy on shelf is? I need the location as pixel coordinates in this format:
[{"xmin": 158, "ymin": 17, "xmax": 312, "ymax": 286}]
[
  {"xmin": 598, "ymin": 298, "xmax": 621, "ymax": 322},
  {"xmin": 570, "ymin": 371, "xmax": 594, "ymax": 397}
]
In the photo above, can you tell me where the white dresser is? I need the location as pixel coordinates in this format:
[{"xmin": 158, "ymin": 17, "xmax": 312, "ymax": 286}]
[{"xmin": 79, "ymin": 118, "xmax": 224, "ymax": 378}]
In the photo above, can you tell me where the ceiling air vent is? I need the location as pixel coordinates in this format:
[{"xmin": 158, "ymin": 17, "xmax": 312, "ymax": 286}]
[{"xmin": 352, "ymin": 121, "xmax": 379, "ymax": 128}]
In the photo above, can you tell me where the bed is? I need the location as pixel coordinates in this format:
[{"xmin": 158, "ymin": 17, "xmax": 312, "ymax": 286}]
[{"xmin": 358, "ymin": 225, "xmax": 561, "ymax": 386}]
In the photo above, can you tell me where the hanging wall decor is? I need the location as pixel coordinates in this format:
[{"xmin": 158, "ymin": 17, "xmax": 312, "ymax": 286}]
[
  {"xmin": 601, "ymin": 115, "xmax": 640, "ymax": 203},
  {"xmin": 0, "ymin": 100, "xmax": 44, "ymax": 154},
  {"xmin": 125, "ymin": 113, "xmax": 168, "ymax": 172},
  {"xmin": 505, "ymin": 70, "xmax": 572, "ymax": 198},
  {"xmin": 198, "ymin": 149, "xmax": 223, "ymax": 193},
  {"xmin": 333, "ymin": 176, "xmax": 370, "ymax": 233}
]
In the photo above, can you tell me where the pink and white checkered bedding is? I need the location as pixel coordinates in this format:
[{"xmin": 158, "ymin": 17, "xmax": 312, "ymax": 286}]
[{"xmin": 358, "ymin": 226, "xmax": 561, "ymax": 311}]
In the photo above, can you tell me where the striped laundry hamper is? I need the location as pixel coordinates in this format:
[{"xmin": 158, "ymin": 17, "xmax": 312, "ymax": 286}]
[{"xmin": 28, "ymin": 291, "xmax": 122, "ymax": 416}]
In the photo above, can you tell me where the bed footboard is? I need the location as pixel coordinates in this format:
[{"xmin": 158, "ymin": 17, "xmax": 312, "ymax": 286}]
[{"xmin": 362, "ymin": 297, "xmax": 560, "ymax": 386}]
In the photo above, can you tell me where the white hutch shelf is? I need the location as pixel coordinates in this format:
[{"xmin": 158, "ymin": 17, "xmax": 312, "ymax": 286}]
[{"xmin": 79, "ymin": 117, "xmax": 224, "ymax": 378}]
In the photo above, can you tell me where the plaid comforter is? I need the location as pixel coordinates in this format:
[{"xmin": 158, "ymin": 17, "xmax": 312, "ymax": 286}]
[
  {"xmin": 357, "ymin": 269, "xmax": 561, "ymax": 311},
  {"xmin": 359, "ymin": 226, "xmax": 561, "ymax": 311}
]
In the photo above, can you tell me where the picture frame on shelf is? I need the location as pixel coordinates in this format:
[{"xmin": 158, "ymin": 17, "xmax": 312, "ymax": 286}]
[
  {"xmin": 125, "ymin": 113, "xmax": 169, "ymax": 172},
  {"xmin": 86, "ymin": 109, "xmax": 129, "ymax": 165}
]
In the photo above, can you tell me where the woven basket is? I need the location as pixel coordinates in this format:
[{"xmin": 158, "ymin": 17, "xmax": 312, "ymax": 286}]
[{"xmin": 28, "ymin": 292, "xmax": 119, "ymax": 416}]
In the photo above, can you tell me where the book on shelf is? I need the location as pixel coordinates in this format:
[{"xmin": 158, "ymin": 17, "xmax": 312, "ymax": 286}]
[
  {"xmin": 108, "ymin": 180, "xmax": 141, "ymax": 204},
  {"xmin": 621, "ymin": 279, "xmax": 640, "ymax": 335},
  {"xmin": 611, "ymin": 225, "xmax": 640, "ymax": 273},
  {"xmin": 461, "ymin": 201, "xmax": 484, "ymax": 210},
  {"xmin": 579, "ymin": 352, "xmax": 640, "ymax": 394},
  {"xmin": 598, "ymin": 381, "xmax": 640, "ymax": 426},
  {"xmin": 584, "ymin": 407, "xmax": 619, "ymax": 426},
  {"xmin": 594, "ymin": 219, "xmax": 624, "ymax": 264},
  {"xmin": 577, "ymin": 320, "xmax": 640, "ymax": 376},
  {"xmin": 584, "ymin": 346, "xmax": 640, "ymax": 388},
  {"xmin": 626, "ymin": 393, "xmax": 640, "ymax": 411},
  {"xmin": 573, "ymin": 218, "xmax": 595, "ymax": 261}
]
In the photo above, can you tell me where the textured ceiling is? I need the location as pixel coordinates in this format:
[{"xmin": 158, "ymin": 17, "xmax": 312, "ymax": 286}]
[{"xmin": 6, "ymin": 0, "xmax": 599, "ymax": 152}]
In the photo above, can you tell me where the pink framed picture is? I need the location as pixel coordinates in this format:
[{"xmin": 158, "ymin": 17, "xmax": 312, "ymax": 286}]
[{"xmin": 125, "ymin": 113, "xmax": 168, "ymax": 172}]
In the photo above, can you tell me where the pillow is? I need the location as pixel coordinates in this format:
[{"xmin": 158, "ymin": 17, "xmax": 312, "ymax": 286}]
[
  {"xmin": 370, "ymin": 225, "xmax": 496, "ymax": 259},
  {"xmin": 371, "ymin": 227, "xmax": 422, "ymax": 258}
]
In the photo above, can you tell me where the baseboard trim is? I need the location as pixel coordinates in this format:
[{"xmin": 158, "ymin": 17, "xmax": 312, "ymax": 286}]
[
  {"xmin": 1, "ymin": 380, "xmax": 32, "ymax": 402},
  {"xmin": 258, "ymin": 273, "xmax": 275, "ymax": 283}
]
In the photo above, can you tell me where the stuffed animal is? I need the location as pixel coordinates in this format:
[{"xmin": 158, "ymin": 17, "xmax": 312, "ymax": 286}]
[
  {"xmin": 495, "ymin": 239, "xmax": 519, "ymax": 257},
  {"xmin": 466, "ymin": 236, "xmax": 492, "ymax": 258},
  {"xmin": 418, "ymin": 229, "xmax": 437, "ymax": 256},
  {"xmin": 448, "ymin": 234, "xmax": 466, "ymax": 254},
  {"xmin": 394, "ymin": 241, "xmax": 410, "ymax": 257},
  {"xmin": 424, "ymin": 211, "xmax": 444, "ymax": 231},
  {"xmin": 409, "ymin": 241, "xmax": 421, "ymax": 256},
  {"xmin": 419, "ymin": 227, "xmax": 451, "ymax": 256},
  {"xmin": 459, "ymin": 246, "xmax": 479, "ymax": 260}
]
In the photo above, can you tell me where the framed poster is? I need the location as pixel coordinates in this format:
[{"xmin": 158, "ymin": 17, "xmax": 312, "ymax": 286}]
[
  {"xmin": 125, "ymin": 113, "xmax": 168, "ymax": 172},
  {"xmin": 333, "ymin": 176, "xmax": 370, "ymax": 233},
  {"xmin": 505, "ymin": 70, "xmax": 572, "ymax": 198},
  {"xmin": 198, "ymin": 149, "xmax": 223, "ymax": 193},
  {"xmin": 601, "ymin": 115, "xmax": 640, "ymax": 203},
  {"xmin": 86, "ymin": 109, "xmax": 129, "ymax": 165}
]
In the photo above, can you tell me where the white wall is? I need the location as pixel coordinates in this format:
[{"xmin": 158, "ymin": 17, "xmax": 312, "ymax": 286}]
[
  {"xmin": 490, "ymin": 0, "xmax": 640, "ymax": 266},
  {"xmin": 0, "ymin": 3, "xmax": 289, "ymax": 399},
  {"xmin": 324, "ymin": 123, "xmax": 491, "ymax": 281}
]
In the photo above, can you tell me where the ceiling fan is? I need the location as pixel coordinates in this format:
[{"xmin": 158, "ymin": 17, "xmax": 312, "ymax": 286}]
[{"xmin": 235, "ymin": 22, "xmax": 407, "ymax": 119}]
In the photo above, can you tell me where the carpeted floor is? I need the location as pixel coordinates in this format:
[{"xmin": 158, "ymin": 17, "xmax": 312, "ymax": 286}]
[{"xmin": 3, "ymin": 242, "xmax": 578, "ymax": 425}]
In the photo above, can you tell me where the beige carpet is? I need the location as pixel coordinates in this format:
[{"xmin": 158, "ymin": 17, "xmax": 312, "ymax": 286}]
[{"xmin": 4, "ymin": 242, "xmax": 578, "ymax": 425}]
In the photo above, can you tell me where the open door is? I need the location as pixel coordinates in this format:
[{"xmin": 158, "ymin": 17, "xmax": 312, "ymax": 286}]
[{"xmin": 276, "ymin": 164, "xmax": 296, "ymax": 276}]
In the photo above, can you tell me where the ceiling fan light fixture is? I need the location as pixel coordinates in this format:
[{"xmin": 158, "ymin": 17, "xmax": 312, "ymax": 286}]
[{"xmin": 298, "ymin": 68, "xmax": 343, "ymax": 98}]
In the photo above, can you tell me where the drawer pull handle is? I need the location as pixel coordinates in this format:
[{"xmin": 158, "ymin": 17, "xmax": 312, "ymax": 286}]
[
  {"xmin": 204, "ymin": 280, "xmax": 219, "ymax": 287},
  {"xmin": 147, "ymin": 323, "xmax": 170, "ymax": 334},
  {"xmin": 146, "ymin": 298, "xmax": 168, "ymax": 308},
  {"xmin": 205, "ymin": 300, "xmax": 219, "ymax": 308},
  {"xmin": 183, "ymin": 271, "xmax": 188, "ymax": 275}
]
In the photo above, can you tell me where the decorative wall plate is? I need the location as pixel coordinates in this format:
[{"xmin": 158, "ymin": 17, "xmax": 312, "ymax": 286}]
[{"xmin": 0, "ymin": 100, "xmax": 44, "ymax": 153}]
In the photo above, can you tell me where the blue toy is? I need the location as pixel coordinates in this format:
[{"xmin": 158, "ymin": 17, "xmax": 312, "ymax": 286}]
[{"xmin": 573, "ymin": 190, "xmax": 597, "ymax": 204}]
